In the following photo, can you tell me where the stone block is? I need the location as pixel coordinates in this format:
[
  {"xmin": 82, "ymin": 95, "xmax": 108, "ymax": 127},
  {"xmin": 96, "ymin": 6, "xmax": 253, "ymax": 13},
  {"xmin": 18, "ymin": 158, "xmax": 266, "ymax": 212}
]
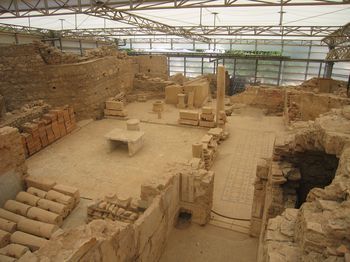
[
  {"xmin": 165, "ymin": 85, "xmax": 182, "ymax": 104},
  {"xmin": 105, "ymin": 101, "xmax": 124, "ymax": 111},
  {"xmin": 178, "ymin": 119, "xmax": 199, "ymax": 126},
  {"xmin": 179, "ymin": 110, "xmax": 199, "ymax": 120}
]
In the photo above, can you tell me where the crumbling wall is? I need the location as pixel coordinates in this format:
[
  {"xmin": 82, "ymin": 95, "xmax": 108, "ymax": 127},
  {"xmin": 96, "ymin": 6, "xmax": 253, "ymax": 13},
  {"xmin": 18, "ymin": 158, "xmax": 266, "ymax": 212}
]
[
  {"xmin": 28, "ymin": 163, "xmax": 214, "ymax": 261},
  {"xmin": 0, "ymin": 43, "xmax": 135, "ymax": 120},
  {"xmin": 0, "ymin": 127, "xmax": 27, "ymax": 206},
  {"xmin": 251, "ymin": 106, "xmax": 350, "ymax": 261},
  {"xmin": 284, "ymin": 90, "xmax": 350, "ymax": 123},
  {"xmin": 230, "ymin": 86, "xmax": 285, "ymax": 115},
  {"xmin": 133, "ymin": 55, "xmax": 168, "ymax": 80}
]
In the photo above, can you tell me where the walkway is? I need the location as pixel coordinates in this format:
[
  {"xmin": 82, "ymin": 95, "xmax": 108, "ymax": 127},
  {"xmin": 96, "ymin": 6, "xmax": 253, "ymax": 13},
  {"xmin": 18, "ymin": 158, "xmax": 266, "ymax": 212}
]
[{"xmin": 211, "ymin": 108, "xmax": 286, "ymax": 232}]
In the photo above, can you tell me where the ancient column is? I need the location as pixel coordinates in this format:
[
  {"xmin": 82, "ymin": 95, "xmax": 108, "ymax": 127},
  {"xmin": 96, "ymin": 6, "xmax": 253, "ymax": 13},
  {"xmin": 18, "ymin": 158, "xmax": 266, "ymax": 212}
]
[{"xmin": 216, "ymin": 65, "xmax": 225, "ymax": 125}]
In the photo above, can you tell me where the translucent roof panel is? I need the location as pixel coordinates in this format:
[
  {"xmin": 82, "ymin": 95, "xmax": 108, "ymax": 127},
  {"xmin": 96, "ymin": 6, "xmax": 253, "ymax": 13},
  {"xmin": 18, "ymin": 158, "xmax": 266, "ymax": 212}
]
[{"xmin": 0, "ymin": 3, "xmax": 349, "ymax": 40}]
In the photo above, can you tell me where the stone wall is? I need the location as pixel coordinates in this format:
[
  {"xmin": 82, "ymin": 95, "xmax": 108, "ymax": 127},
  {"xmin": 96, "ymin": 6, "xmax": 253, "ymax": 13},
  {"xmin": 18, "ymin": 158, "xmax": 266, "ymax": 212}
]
[
  {"xmin": 133, "ymin": 55, "xmax": 168, "ymax": 80},
  {"xmin": 250, "ymin": 106, "xmax": 350, "ymax": 261},
  {"xmin": 26, "ymin": 163, "xmax": 214, "ymax": 261},
  {"xmin": 0, "ymin": 127, "xmax": 27, "ymax": 206},
  {"xmin": 229, "ymin": 85, "xmax": 350, "ymax": 122},
  {"xmin": 284, "ymin": 90, "xmax": 350, "ymax": 124},
  {"xmin": 230, "ymin": 86, "xmax": 285, "ymax": 115},
  {"xmin": 0, "ymin": 43, "xmax": 135, "ymax": 120}
]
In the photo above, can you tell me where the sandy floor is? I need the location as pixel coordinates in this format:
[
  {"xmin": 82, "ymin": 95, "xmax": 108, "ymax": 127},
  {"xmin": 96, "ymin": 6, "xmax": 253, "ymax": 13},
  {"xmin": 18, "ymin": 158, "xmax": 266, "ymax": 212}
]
[
  {"xmin": 27, "ymin": 118, "xmax": 207, "ymax": 200},
  {"xmin": 160, "ymin": 223, "xmax": 258, "ymax": 262}
]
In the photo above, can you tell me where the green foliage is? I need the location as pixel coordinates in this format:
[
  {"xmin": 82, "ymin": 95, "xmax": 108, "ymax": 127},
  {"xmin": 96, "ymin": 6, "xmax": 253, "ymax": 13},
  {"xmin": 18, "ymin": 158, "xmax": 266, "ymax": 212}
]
[
  {"xmin": 122, "ymin": 48, "xmax": 135, "ymax": 54},
  {"xmin": 224, "ymin": 49, "xmax": 282, "ymax": 57}
]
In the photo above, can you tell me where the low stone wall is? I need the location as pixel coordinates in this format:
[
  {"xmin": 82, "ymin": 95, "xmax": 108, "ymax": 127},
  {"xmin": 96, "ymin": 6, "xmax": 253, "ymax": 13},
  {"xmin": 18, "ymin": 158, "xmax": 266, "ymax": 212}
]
[
  {"xmin": 28, "ymin": 164, "xmax": 214, "ymax": 261},
  {"xmin": 230, "ymin": 86, "xmax": 285, "ymax": 115},
  {"xmin": 284, "ymin": 90, "xmax": 350, "ymax": 123},
  {"xmin": 250, "ymin": 106, "xmax": 350, "ymax": 261},
  {"xmin": 229, "ymin": 85, "xmax": 350, "ymax": 123},
  {"xmin": 0, "ymin": 127, "xmax": 27, "ymax": 206}
]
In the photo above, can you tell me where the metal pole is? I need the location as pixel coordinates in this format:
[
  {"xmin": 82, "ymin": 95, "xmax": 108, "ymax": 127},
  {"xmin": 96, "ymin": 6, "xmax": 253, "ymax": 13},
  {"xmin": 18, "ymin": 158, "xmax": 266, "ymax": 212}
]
[
  {"xmin": 277, "ymin": 60, "xmax": 283, "ymax": 86},
  {"xmin": 28, "ymin": 17, "xmax": 31, "ymax": 27},
  {"xmin": 318, "ymin": 62, "xmax": 323, "ymax": 78},
  {"xmin": 75, "ymin": 14, "xmax": 78, "ymax": 29},
  {"xmin": 233, "ymin": 59, "xmax": 237, "ymax": 79},
  {"xmin": 79, "ymin": 40, "xmax": 83, "ymax": 56},
  {"xmin": 201, "ymin": 57, "xmax": 204, "ymax": 75},
  {"xmin": 254, "ymin": 59, "xmax": 258, "ymax": 84},
  {"xmin": 59, "ymin": 38, "xmax": 63, "ymax": 51},
  {"xmin": 184, "ymin": 57, "xmax": 187, "ymax": 77},
  {"xmin": 304, "ymin": 40, "xmax": 312, "ymax": 80},
  {"xmin": 59, "ymin": 19, "xmax": 64, "ymax": 30},
  {"xmin": 167, "ymin": 56, "xmax": 170, "ymax": 77},
  {"xmin": 324, "ymin": 46, "xmax": 334, "ymax": 78}
]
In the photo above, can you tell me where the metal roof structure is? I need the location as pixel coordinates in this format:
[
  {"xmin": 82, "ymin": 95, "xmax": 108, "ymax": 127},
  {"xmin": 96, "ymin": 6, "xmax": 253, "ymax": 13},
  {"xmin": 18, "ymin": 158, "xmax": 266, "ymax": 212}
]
[
  {"xmin": 0, "ymin": 1, "xmax": 349, "ymax": 42},
  {"xmin": 0, "ymin": 0, "xmax": 348, "ymax": 17}
]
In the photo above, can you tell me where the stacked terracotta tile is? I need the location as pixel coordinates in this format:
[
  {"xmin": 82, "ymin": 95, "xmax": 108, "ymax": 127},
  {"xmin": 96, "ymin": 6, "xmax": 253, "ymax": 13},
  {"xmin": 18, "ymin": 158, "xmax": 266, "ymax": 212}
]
[
  {"xmin": 178, "ymin": 110, "xmax": 199, "ymax": 126},
  {"xmin": 0, "ymin": 176, "xmax": 80, "ymax": 257},
  {"xmin": 87, "ymin": 194, "xmax": 140, "ymax": 224},
  {"xmin": 20, "ymin": 106, "xmax": 76, "ymax": 157},
  {"xmin": 199, "ymin": 106, "xmax": 216, "ymax": 128}
]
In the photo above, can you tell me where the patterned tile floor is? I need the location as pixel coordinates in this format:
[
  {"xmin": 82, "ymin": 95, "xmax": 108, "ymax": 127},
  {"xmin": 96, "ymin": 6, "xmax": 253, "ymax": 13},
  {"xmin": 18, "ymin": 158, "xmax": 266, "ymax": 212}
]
[{"xmin": 210, "ymin": 110, "xmax": 285, "ymax": 232}]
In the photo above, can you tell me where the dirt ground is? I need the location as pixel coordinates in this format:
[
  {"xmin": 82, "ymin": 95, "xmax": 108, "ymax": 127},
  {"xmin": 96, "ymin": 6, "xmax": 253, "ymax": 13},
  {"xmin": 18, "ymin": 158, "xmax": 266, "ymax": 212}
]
[
  {"xmin": 27, "ymin": 118, "xmax": 207, "ymax": 200},
  {"xmin": 160, "ymin": 223, "xmax": 258, "ymax": 262},
  {"xmin": 25, "ymin": 102, "xmax": 283, "ymax": 260}
]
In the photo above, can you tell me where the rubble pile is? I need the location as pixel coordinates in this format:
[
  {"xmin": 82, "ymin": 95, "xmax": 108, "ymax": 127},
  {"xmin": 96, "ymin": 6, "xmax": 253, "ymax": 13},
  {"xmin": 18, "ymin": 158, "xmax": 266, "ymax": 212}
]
[
  {"xmin": 87, "ymin": 194, "xmax": 140, "ymax": 224},
  {"xmin": 199, "ymin": 106, "xmax": 215, "ymax": 128},
  {"xmin": 0, "ymin": 100, "xmax": 50, "ymax": 129},
  {"xmin": 251, "ymin": 106, "xmax": 350, "ymax": 261}
]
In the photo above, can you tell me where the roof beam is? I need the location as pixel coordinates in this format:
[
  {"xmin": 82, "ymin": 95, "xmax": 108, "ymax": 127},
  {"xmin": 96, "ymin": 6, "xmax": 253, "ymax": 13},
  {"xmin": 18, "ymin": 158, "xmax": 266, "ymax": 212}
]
[
  {"xmin": 59, "ymin": 25, "xmax": 342, "ymax": 38},
  {"xmin": 322, "ymin": 22, "xmax": 350, "ymax": 47},
  {"xmin": 0, "ymin": 0, "xmax": 348, "ymax": 17}
]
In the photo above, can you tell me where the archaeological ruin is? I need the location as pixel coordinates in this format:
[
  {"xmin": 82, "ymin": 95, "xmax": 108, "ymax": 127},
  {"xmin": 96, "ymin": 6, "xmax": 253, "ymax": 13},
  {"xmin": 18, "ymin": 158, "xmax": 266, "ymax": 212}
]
[{"xmin": 0, "ymin": 2, "xmax": 349, "ymax": 262}]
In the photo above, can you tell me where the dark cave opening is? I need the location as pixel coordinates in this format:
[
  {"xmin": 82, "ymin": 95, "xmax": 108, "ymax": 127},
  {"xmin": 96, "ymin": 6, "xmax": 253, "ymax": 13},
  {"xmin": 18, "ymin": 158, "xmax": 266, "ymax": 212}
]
[{"xmin": 283, "ymin": 150, "xmax": 339, "ymax": 209}]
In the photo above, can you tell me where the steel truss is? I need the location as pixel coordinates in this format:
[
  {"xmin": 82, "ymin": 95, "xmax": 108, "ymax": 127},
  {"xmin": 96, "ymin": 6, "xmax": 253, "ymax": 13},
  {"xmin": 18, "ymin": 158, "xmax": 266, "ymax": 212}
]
[
  {"xmin": 60, "ymin": 25, "xmax": 341, "ymax": 38},
  {"xmin": 0, "ymin": 1, "xmax": 348, "ymax": 42},
  {"xmin": 123, "ymin": 38, "xmax": 325, "ymax": 47},
  {"xmin": 326, "ymin": 46, "xmax": 350, "ymax": 61},
  {"xmin": 0, "ymin": 0, "xmax": 348, "ymax": 16},
  {"xmin": 322, "ymin": 22, "xmax": 350, "ymax": 47}
]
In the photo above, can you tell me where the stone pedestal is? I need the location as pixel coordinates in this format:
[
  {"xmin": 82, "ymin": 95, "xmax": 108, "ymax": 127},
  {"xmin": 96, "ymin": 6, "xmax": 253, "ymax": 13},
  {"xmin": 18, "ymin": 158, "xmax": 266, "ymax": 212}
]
[
  {"xmin": 177, "ymin": 94, "xmax": 186, "ymax": 109},
  {"xmin": 216, "ymin": 65, "xmax": 225, "ymax": 125},
  {"xmin": 187, "ymin": 91, "xmax": 194, "ymax": 109},
  {"xmin": 192, "ymin": 143, "xmax": 203, "ymax": 158},
  {"xmin": 126, "ymin": 119, "xmax": 140, "ymax": 131},
  {"xmin": 152, "ymin": 100, "xmax": 164, "ymax": 112}
]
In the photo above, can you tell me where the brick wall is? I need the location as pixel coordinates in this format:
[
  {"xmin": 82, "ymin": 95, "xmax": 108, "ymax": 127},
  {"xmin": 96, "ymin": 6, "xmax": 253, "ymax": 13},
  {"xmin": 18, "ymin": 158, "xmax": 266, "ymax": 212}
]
[
  {"xmin": 0, "ymin": 44, "xmax": 135, "ymax": 120},
  {"xmin": 0, "ymin": 127, "xmax": 27, "ymax": 206}
]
